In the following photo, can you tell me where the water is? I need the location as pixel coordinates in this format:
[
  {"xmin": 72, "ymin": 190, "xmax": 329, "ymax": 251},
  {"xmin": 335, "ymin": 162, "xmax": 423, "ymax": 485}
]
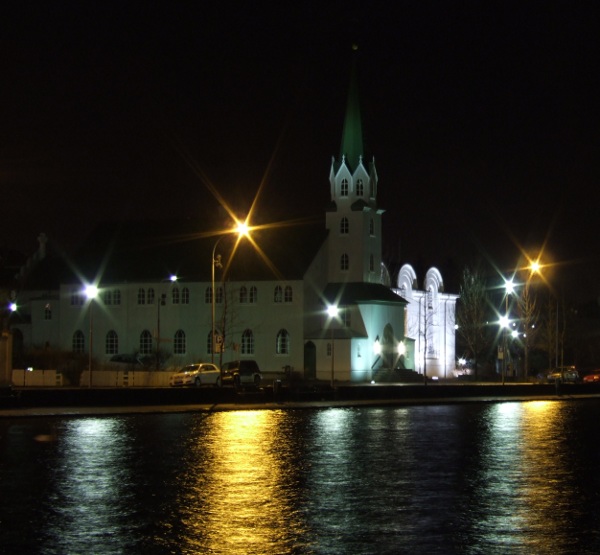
[{"xmin": 2, "ymin": 400, "xmax": 600, "ymax": 554}]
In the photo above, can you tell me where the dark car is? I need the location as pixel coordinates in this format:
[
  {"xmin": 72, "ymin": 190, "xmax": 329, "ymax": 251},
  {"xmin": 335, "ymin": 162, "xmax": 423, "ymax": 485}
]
[
  {"xmin": 546, "ymin": 366, "xmax": 580, "ymax": 384},
  {"xmin": 221, "ymin": 359, "xmax": 262, "ymax": 389}
]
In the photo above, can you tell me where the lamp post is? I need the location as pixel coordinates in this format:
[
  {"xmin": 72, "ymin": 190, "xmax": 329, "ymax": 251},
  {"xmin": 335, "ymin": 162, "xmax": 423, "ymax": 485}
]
[
  {"xmin": 156, "ymin": 275, "xmax": 177, "ymax": 371},
  {"xmin": 503, "ymin": 279, "xmax": 514, "ymax": 384},
  {"xmin": 84, "ymin": 285, "xmax": 99, "ymax": 388},
  {"xmin": 211, "ymin": 222, "xmax": 250, "ymax": 372},
  {"xmin": 327, "ymin": 304, "xmax": 339, "ymax": 388}
]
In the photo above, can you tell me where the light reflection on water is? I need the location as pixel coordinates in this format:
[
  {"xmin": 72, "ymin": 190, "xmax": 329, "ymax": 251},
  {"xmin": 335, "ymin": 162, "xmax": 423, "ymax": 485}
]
[{"xmin": 1, "ymin": 401, "xmax": 600, "ymax": 554}]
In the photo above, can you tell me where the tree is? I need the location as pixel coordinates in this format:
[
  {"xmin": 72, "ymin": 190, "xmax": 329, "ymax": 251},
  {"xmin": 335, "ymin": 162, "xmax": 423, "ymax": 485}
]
[{"xmin": 456, "ymin": 265, "xmax": 489, "ymax": 379}]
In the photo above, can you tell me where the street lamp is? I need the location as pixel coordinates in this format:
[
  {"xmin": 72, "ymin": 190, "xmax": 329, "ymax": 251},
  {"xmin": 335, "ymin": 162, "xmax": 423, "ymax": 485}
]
[
  {"xmin": 156, "ymin": 275, "xmax": 177, "ymax": 371},
  {"xmin": 211, "ymin": 222, "xmax": 250, "ymax": 368},
  {"xmin": 84, "ymin": 284, "xmax": 99, "ymax": 388},
  {"xmin": 502, "ymin": 279, "xmax": 514, "ymax": 383},
  {"xmin": 326, "ymin": 304, "xmax": 339, "ymax": 388}
]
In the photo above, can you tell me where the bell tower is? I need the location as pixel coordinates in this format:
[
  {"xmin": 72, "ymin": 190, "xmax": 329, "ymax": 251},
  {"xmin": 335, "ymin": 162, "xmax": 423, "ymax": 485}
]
[{"xmin": 325, "ymin": 50, "xmax": 383, "ymax": 284}]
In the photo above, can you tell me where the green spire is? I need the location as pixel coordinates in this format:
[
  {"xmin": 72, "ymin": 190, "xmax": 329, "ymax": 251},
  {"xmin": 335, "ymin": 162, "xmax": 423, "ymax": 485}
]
[{"xmin": 340, "ymin": 48, "xmax": 363, "ymax": 171}]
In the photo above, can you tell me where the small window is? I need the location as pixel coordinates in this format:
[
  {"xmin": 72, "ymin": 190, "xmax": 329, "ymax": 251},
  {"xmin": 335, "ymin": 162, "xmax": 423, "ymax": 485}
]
[
  {"xmin": 276, "ymin": 329, "xmax": 290, "ymax": 355},
  {"xmin": 240, "ymin": 286, "xmax": 248, "ymax": 303},
  {"xmin": 340, "ymin": 217, "xmax": 349, "ymax": 235},
  {"xmin": 105, "ymin": 330, "xmax": 118, "ymax": 355},
  {"xmin": 181, "ymin": 287, "xmax": 190, "ymax": 305},
  {"xmin": 103, "ymin": 290, "xmax": 112, "ymax": 305},
  {"xmin": 174, "ymin": 329, "xmax": 186, "ymax": 354},
  {"xmin": 205, "ymin": 287, "xmax": 212, "ymax": 304},
  {"xmin": 274, "ymin": 286, "xmax": 283, "ymax": 303},
  {"xmin": 113, "ymin": 290, "xmax": 121, "ymax": 305},
  {"xmin": 71, "ymin": 289, "xmax": 84, "ymax": 306},
  {"xmin": 340, "ymin": 253, "xmax": 349, "ymax": 271},
  {"xmin": 341, "ymin": 178, "xmax": 349, "ymax": 197},
  {"xmin": 356, "ymin": 179, "xmax": 364, "ymax": 196},
  {"xmin": 284, "ymin": 286, "xmax": 293, "ymax": 303},
  {"xmin": 140, "ymin": 330, "xmax": 153, "ymax": 355},
  {"xmin": 216, "ymin": 286, "xmax": 223, "ymax": 304},
  {"xmin": 172, "ymin": 287, "xmax": 180, "ymax": 305},
  {"xmin": 147, "ymin": 288, "xmax": 155, "ymax": 305},
  {"xmin": 241, "ymin": 328, "xmax": 254, "ymax": 355},
  {"xmin": 72, "ymin": 330, "xmax": 85, "ymax": 353},
  {"xmin": 327, "ymin": 342, "xmax": 332, "ymax": 357},
  {"xmin": 249, "ymin": 286, "xmax": 258, "ymax": 304},
  {"xmin": 137, "ymin": 288, "xmax": 146, "ymax": 305}
]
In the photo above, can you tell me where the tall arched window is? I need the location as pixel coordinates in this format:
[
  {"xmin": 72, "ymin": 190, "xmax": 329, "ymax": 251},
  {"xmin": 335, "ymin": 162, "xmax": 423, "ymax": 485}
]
[
  {"xmin": 341, "ymin": 178, "xmax": 349, "ymax": 197},
  {"xmin": 340, "ymin": 253, "xmax": 349, "ymax": 271},
  {"xmin": 174, "ymin": 330, "xmax": 186, "ymax": 354},
  {"xmin": 356, "ymin": 179, "xmax": 364, "ymax": 196},
  {"xmin": 241, "ymin": 329, "xmax": 254, "ymax": 354},
  {"xmin": 147, "ymin": 288, "xmax": 155, "ymax": 305},
  {"xmin": 249, "ymin": 286, "xmax": 258, "ymax": 303},
  {"xmin": 284, "ymin": 286, "xmax": 293, "ymax": 303},
  {"xmin": 140, "ymin": 330, "xmax": 153, "ymax": 354},
  {"xmin": 274, "ymin": 286, "xmax": 283, "ymax": 303},
  {"xmin": 276, "ymin": 329, "xmax": 290, "ymax": 355},
  {"xmin": 137, "ymin": 288, "xmax": 146, "ymax": 305},
  {"xmin": 240, "ymin": 286, "xmax": 248, "ymax": 303},
  {"xmin": 181, "ymin": 287, "xmax": 190, "ymax": 304},
  {"xmin": 72, "ymin": 330, "xmax": 85, "ymax": 353},
  {"xmin": 105, "ymin": 330, "xmax": 118, "ymax": 354},
  {"xmin": 172, "ymin": 287, "xmax": 180, "ymax": 304},
  {"xmin": 340, "ymin": 217, "xmax": 349, "ymax": 234}
]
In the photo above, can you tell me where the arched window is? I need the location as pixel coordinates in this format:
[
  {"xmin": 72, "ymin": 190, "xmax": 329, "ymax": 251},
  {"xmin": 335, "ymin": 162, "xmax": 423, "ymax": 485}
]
[
  {"xmin": 340, "ymin": 217, "xmax": 349, "ymax": 234},
  {"xmin": 205, "ymin": 287, "xmax": 212, "ymax": 304},
  {"xmin": 241, "ymin": 329, "xmax": 254, "ymax": 354},
  {"xmin": 369, "ymin": 218, "xmax": 374, "ymax": 236},
  {"xmin": 274, "ymin": 285, "xmax": 283, "ymax": 303},
  {"xmin": 284, "ymin": 286, "xmax": 293, "ymax": 303},
  {"xmin": 72, "ymin": 330, "xmax": 85, "ymax": 353},
  {"xmin": 341, "ymin": 178, "xmax": 349, "ymax": 197},
  {"xmin": 172, "ymin": 287, "xmax": 180, "ymax": 305},
  {"xmin": 356, "ymin": 179, "xmax": 364, "ymax": 196},
  {"xmin": 105, "ymin": 330, "xmax": 118, "ymax": 354},
  {"xmin": 340, "ymin": 253, "xmax": 349, "ymax": 271},
  {"xmin": 276, "ymin": 329, "xmax": 290, "ymax": 354},
  {"xmin": 137, "ymin": 288, "xmax": 146, "ymax": 305},
  {"xmin": 249, "ymin": 286, "xmax": 258, "ymax": 303},
  {"xmin": 147, "ymin": 288, "xmax": 155, "ymax": 305},
  {"xmin": 140, "ymin": 330, "xmax": 153, "ymax": 354},
  {"xmin": 240, "ymin": 286, "xmax": 248, "ymax": 303},
  {"xmin": 174, "ymin": 330, "xmax": 186, "ymax": 354},
  {"xmin": 181, "ymin": 287, "xmax": 190, "ymax": 305},
  {"xmin": 216, "ymin": 286, "xmax": 223, "ymax": 304}
]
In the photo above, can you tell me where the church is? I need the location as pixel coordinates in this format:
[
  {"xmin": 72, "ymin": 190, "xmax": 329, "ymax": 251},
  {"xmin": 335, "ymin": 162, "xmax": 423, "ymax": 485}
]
[{"xmin": 7, "ymin": 63, "xmax": 458, "ymax": 385}]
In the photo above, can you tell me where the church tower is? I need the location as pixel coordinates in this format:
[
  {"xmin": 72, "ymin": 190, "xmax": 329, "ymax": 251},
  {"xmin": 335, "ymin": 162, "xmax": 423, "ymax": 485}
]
[{"xmin": 325, "ymin": 54, "xmax": 384, "ymax": 284}]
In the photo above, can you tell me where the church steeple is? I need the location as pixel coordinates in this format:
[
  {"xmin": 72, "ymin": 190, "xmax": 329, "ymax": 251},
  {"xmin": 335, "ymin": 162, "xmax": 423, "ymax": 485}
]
[{"xmin": 340, "ymin": 49, "xmax": 363, "ymax": 173}]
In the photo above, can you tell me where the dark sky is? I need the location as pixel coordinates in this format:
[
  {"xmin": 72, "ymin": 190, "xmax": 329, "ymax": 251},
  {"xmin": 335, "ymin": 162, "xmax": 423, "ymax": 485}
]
[{"xmin": 2, "ymin": 1, "xmax": 599, "ymax": 298}]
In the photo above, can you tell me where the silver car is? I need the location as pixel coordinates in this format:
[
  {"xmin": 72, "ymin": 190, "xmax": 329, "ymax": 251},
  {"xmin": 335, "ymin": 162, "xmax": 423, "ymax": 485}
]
[{"xmin": 169, "ymin": 363, "xmax": 221, "ymax": 387}]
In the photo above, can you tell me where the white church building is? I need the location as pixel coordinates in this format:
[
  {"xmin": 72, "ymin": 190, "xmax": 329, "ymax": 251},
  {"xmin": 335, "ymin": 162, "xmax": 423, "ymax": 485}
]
[{"xmin": 8, "ymin": 63, "xmax": 458, "ymax": 385}]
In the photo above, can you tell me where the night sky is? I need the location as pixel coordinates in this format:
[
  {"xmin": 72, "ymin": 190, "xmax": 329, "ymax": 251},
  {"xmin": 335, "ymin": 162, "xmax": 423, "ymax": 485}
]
[{"xmin": 2, "ymin": 2, "xmax": 599, "ymax": 299}]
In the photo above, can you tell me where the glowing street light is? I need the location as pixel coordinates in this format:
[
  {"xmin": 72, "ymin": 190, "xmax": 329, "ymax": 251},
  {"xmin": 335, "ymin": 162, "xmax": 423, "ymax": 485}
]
[
  {"xmin": 84, "ymin": 284, "xmax": 99, "ymax": 388},
  {"xmin": 212, "ymin": 221, "xmax": 250, "ymax": 369}
]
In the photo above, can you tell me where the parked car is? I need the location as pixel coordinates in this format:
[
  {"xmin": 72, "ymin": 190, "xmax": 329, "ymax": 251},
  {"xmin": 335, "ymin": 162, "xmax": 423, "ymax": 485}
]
[
  {"xmin": 583, "ymin": 370, "xmax": 600, "ymax": 383},
  {"xmin": 169, "ymin": 363, "xmax": 221, "ymax": 387},
  {"xmin": 546, "ymin": 366, "xmax": 580, "ymax": 384},
  {"xmin": 221, "ymin": 359, "xmax": 262, "ymax": 389}
]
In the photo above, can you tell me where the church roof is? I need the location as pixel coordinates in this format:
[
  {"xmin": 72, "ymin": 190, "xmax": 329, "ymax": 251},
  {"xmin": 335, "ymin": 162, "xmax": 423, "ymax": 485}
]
[
  {"xmin": 68, "ymin": 217, "xmax": 328, "ymax": 285},
  {"xmin": 323, "ymin": 282, "xmax": 407, "ymax": 306}
]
